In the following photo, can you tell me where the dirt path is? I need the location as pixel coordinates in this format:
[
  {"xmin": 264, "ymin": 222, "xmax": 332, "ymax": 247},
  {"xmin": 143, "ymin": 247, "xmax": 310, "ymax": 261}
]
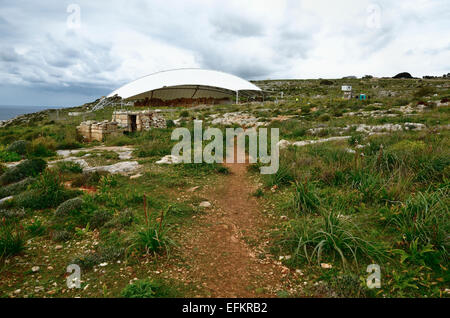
[{"xmin": 177, "ymin": 156, "xmax": 297, "ymax": 297}]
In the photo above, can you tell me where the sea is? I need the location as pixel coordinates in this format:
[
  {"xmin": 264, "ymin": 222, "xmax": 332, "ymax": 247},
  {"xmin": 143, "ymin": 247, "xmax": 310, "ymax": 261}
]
[{"xmin": 0, "ymin": 105, "xmax": 65, "ymax": 121}]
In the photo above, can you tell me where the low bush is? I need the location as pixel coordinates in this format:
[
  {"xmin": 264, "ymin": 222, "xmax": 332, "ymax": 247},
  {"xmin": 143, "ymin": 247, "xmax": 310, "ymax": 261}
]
[
  {"xmin": 6, "ymin": 140, "xmax": 30, "ymax": 155},
  {"xmin": 104, "ymin": 209, "xmax": 134, "ymax": 229},
  {"xmin": 0, "ymin": 159, "xmax": 46, "ymax": 186},
  {"xmin": 71, "ymin": 171, "xmax": 108, "ymax": 188},
  {"xmin": 14, "ymin": 171, "xmax": 78, "ymax": 210},
  {"xmin": 0, "ymin": 177, "xmax": 34, "ymax": 199},
  {"xmin": 26, "ymin": 219, "xmax": 46, "ymax": 237},
  {"xmin": 286, "ymin": 212, "xmax": 386, "ymax": 268},
  {"xmin": 55, "ymin": 161, "xmax": 83, "ymax": 174},
  {"xmin": 0, "ymin": 150, "xmax": 21, "ymax": 162},
  {"xmin": 72, "ymin": 242, "xmax": 124, "ymax": 269},
  {"xmin": 120, "ymin": 279, "xmax": 177, "ymax": 298},
  {"xmin": 0, "ymin": 225, "xmax": 25, "ymax": 258},
  {"xmin": 130, "ymin": 214, "xmax": 174, "ymax": 255},
  {"xmin": 292, "ymin": 181, "xmax": 321, "ymax": 214},
  {"xmin": 54, "ymin": 197, "xmax": 84, "ymax": 218},
  {"xmin": 89, "ymin": 209, "xmax": 113, "ymax": 229},
  {"xmin": 262, "ymin": 161, "xmax": 294, "ymax": 187},
  {"xmin": 52, "ymin": 230, "xmax": 72, "ymax": 242},
  {"xmin": 386, "ymin": 187, "xmax": 449, "ymax": 255}
]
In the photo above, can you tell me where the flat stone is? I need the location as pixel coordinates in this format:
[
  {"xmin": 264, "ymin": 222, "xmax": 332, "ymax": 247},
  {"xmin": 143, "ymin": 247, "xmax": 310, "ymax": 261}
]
[{"xmin": 199, "ymin": 201, "xmax": 211, "ymax": 208}]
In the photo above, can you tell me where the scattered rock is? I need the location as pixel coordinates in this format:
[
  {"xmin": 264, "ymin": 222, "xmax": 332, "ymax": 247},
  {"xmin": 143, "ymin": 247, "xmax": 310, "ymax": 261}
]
[
  {"xmin": 187, "ymin": 186, "xmax": 200, "ymax": 192},
  {"xmin": 210, "ymin": 112, "xmax": 268, "ymax": 127},
  {"xmin": 85, "ymin": 161, "xmax": 141, "ymax": 175},
  {"xmin": 199, "ymin": 201, "xmax": 212, "ymax": 208},
  {"xmin": 31, "ymin": 266, "xmax": 40, "ymax": 273},
  {"xmin": 277, "ymin": 139, "xmax": 291, "ymax": 149},
  {"xmin": 0, "ymin": 196, "xmax": 14, "ymax": 204},
  {"xmin": 320, "ymin": 263, "xmax": 333, "ymax": 269},
  {"xmin": 156, "ymin": 155, "xmax": 181, "ymax": 164}
]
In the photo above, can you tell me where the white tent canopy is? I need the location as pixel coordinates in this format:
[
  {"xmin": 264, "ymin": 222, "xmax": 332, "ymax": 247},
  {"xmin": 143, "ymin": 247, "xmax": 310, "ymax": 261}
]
[{"xmin": 107, "ymin": 68, "xmax": 262, "ymax": 101}]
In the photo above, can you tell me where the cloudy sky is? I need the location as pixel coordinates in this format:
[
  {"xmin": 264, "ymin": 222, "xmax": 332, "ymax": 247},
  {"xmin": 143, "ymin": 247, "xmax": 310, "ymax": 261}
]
[{"xmin": 0, "ymin": 0, "xmax": 449, "ymax": 106}]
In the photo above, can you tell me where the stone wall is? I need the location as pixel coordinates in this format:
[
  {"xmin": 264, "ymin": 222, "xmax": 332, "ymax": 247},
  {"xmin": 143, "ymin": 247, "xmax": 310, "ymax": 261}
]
[
  {"xmin": 77, "ymin": 111, "xmax": 166, "ymax": 142},
  {"xmin": 112, "ymin": 110, "xmax": 166, "ymax": 131},
  {"xmin": 77, "ymin": 120, "xmax": 119, "ymax": 142}
]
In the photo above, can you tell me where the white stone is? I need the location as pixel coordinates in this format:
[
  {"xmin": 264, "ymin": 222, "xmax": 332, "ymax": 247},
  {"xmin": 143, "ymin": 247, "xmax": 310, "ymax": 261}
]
[
  {"xmin": 156, "ymin": 155, "xmax": 181, "ymax": 164},
  {"xmin": 199, "ymin": 201, "xmax": 211, "ymax": 208},
  {"xmin": 84, "ymin": 161, "xmax": 141, "ymax": 175},
  {"xmin": 0, "ymin": 196, "xmax": 14, "ymax": 204}
]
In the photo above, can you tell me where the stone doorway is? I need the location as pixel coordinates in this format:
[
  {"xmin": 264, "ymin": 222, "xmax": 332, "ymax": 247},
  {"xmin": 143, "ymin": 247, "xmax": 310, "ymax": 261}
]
[{"xmin": 129, "ymin": 114, "xmax": 137, "ymax": 132}]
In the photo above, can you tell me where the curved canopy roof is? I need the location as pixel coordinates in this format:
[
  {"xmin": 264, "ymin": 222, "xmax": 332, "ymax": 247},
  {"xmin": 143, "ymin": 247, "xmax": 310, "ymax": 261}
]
[{"xmin": 108, "ymin": 68, "xmax": 262, "ymax": 101}]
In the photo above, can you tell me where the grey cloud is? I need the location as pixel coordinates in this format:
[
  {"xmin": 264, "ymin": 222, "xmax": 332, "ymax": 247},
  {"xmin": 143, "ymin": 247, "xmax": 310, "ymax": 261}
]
[
  {"xmin": 212, "ymin": 15, "xmax": 265, "ymax": 38},
  {"xmin": 0, "ymin": 0, "xmax": 449, "ymax": 106}
]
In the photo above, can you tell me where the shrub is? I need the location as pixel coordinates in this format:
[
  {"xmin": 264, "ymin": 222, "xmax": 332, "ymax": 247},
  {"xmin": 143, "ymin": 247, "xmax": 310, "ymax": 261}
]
[
  {"xmin": 0, "ymin": 208, "xmax": 26, "ymax": 221},
  {"xmin": 52, "ymin": 230, "xmax": 72, "ymax": 242},
  {"xmin": 348, "ymin": 134, "xmax": 363, "ymax": 147},
  {"xmin": 287, "ymin": 212, "xmax": 386, "ymax": 267},
  {"xmin": 105, "ymin": 134, "xmax": 133, "ymax": 146},
  {"xmin": 320, "ymin": 80, "xmax": 334, "ymax": 85},
  {"xmin": 0, "ymin": 159, "xmax": 46, "ymax": 186},
  {"xmin": 0, "ymin": 150, "xmax": 21, "ymax": 162},
  {"xmin": 386, "ymin": 187, "xmax": 449, "ymax": 255},
  {"xmin": 0, "ymin": 177, "xmax": 34, "ymax": 199},
  {"xmin": 134, "ymin": 139, "xmax": 172, "ymax": 157},
  {"xmin": 120, "ymin": 279, "xmax": 176, "ymax": 298},
  {"xmin": 55, "ymin": 161, "xmax": 83, "ymax": 174},
  {"xmin": 292, "ymin": 181, "xmax": 321, "ymax": 214},
  {"xmin": 318, "ymin": 114, "xmax": 331, "ymax": 122},
  {"xmin": 15, "ymin": 170, "xmax": 77, "ymax": 210},
  {"xmin": 71, "ymin": 171, "xmax": 108, "ymax": 188},
  {"xmin": 90, "ymin": 209, "xmax": 113, "ymax": 229},
  {"xmin": 130, "ymin": 220, "xmax": 174, "ymax": 255},
  {"xmin": 6, "ymin": 140, "xmax": 30, "ymax": 155},
  {"xmin": 301, "ymin": 105, "xmax": 311, "ymax": 114},
  {"xmin": 54, "ymin": 197, "xmax": 84, "ymax": 218},
  {"xmin": 414, "ymin": 86, "xmax": 436, "ymax": 98},
  {"xmin": 104, "ymin": 209, "xmax": 134, "ymax": 229},
  {"xmin": 26, "ymin": 219, "xmax": 46, "ymax": 237},
  {"xmin": 0, "ymin": 163, "xmax": 6, "ymax": 175},
  {"xmin": 262, "ymin": 162, "xmax": 294, "ymax": 187},
  {"xmin": 180, "ymin": 110, "xmax": 189, "ymax": 117},
  {"xmin": 0, "ymin": 225, "xmax": 25, "ymax": 258},
  {"xmin": 166, "ymin": 119, "xmax": 176, "ymax": 128},
  {"xmin": 30, "ymin": 137, "xmax": 57, "ymax": 157},
  {"xmin": 72, "ymin": 242, "xmax": 124, "ymax": 269}
]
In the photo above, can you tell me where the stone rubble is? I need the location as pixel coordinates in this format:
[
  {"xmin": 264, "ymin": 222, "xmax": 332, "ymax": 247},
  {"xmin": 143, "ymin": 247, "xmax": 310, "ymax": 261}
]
[
  {"xmin": 278, "ymin": 136, "xmax": 350, "ymax": 149},
  {"xmin": 210, "ymin": 112, "xmax": 268, "ymax": 127},
  {"xmin": 156, "ymin": 155, "xmax": 181, "ymax": 164},
  {"xmin": 84, "ymin": 161, "xmax": 141, "ymax": 175}
]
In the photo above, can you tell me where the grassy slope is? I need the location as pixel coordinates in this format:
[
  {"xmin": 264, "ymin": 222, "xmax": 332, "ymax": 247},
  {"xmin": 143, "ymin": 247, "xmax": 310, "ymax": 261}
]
[{"xmin": 0, "ymin": 77, "xmax": 449, "ymax": 298}]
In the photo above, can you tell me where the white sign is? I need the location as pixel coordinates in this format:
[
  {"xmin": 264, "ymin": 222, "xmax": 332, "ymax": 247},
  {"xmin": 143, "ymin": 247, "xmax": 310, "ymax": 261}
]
[{"xmin": 341, "ymin": 85, "xmax": 352, "ymax": 91}]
